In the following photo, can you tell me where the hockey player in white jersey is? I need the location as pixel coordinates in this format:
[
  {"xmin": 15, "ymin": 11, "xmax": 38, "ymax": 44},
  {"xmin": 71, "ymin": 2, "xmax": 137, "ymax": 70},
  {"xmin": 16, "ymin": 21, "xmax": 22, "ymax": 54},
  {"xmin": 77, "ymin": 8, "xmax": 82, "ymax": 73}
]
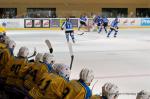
[{"xmin": 61, "ymin": 18, "xmax": 75, "ymax": 43}]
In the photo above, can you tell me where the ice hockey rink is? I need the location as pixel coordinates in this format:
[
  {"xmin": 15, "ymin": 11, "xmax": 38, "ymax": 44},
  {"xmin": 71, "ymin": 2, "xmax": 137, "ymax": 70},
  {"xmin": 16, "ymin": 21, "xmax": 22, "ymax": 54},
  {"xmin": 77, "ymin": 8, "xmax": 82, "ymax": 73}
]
[{"xmin": 7, "ymin": 28, "xmax": 150, "ymax": 99}]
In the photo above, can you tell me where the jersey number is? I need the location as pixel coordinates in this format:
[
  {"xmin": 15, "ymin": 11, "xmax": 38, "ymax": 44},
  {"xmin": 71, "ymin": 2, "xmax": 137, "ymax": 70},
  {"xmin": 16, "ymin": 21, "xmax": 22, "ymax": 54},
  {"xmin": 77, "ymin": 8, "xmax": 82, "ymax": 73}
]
[
  {"xmin": 66, "ymin": 24, "xmax": 71, "ymax": 29},
  {"xmin": 29, "ymin": 69, "xmax": 38, "ymax": 82},
  {"xmin": 38, "ymin": 78, "xmax": 51, "ymax": 91},
  {"xmin": 0, "ymin": 52, "xmax": 3, "ymax": 61},
  {"xmin": 11, "ymin": 64, "xmax": 21, "ymax": 75},
  {"xmin": 63, "ymin": 87, "xmax": 70, "ymax": 98}
]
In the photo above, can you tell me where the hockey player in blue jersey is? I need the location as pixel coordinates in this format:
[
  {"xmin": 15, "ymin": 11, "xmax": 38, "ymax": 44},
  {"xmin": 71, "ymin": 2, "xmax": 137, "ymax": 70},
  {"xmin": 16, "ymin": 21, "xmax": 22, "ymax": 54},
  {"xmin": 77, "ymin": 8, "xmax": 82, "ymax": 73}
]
[
  {"xmin": 78, "ymin": 15, "xmax": 90, "ymax": 32},
  {"xmin": 61, "ymin": 18, "xmax": 75, "ymax": 43},
  {"xmin": 107, "ymin": 18, "xmax": 119, "ymax": 38},
  {"xmin": 102, "ymin": 16, "xmax": 109, "ymax": 33},
  {"xmin": 96, "ymin": 16, "xmax": 103, "ymax": 33}
]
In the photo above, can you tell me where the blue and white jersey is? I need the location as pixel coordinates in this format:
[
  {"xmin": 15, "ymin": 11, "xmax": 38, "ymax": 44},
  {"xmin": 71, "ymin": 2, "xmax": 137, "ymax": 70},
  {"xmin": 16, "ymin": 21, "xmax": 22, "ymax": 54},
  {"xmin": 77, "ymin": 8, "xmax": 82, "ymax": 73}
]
[
  {"xmin": 102, "ymin": 17, "xmax": 109, "ymax": 23},
  {"xmin": 80, "ymin": 16, "xmax": 87, "ymax": 23},
  {"xmin": 111, "ymin": 19, "xmax": 119, "ymax": 28},
  {"xmin": 62, "ymin": 21, "xmax": 73, "ymax": 31},
  {"xmin": 96, "ymin": 16, "xmax": 103, "ymax": 24}
]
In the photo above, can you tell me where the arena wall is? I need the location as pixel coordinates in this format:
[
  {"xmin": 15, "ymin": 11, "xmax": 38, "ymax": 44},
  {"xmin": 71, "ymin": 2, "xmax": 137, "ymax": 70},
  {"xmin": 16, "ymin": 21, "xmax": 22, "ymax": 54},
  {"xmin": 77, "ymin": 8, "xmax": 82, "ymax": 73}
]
[{"xmin": 0, "ymin": 0, "xmax": 149, "ymax": 17}]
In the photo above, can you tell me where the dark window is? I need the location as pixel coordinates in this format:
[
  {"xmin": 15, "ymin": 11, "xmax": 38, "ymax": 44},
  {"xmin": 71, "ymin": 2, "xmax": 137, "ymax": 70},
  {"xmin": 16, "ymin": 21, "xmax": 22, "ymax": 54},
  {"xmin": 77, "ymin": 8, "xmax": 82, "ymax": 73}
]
[
  {"xmin": 136, "ymin": 8, "xmax": 150, "ymax": 18},
  {"xmin": 102, "ymin": 8, "xmax": 128, "ymax": 18},
  {"xmin": 27, "ymin": 8, "xmax": 56, "ymax": 18},
  {"xmin": 0, "ymin": 8, "xmax": 17, "ymax": 18}
]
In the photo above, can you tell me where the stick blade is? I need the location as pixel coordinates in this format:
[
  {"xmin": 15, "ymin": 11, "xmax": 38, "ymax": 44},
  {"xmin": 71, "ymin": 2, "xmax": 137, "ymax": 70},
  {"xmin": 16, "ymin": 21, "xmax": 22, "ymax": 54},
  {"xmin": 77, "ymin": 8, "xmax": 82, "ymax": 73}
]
[
  {"xmin": 45, "ymin": 40, "xmax": 52, "ymax": 49},
  {"xmin": 45, "ymin": 39, "xmax": 53, "ymax": 53}
]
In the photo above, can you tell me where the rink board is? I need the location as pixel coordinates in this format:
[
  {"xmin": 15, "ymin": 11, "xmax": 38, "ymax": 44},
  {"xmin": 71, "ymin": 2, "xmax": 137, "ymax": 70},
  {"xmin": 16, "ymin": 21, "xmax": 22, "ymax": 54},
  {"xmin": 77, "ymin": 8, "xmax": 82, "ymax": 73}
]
[{"xmin": 0, "ymin": 18, "xmax": 150, "ymax": 29}]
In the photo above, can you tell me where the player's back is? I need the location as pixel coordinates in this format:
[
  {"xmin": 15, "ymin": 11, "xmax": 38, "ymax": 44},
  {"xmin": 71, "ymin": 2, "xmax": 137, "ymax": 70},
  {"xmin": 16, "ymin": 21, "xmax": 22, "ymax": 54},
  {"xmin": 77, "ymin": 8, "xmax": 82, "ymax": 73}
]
[
  {"xmin": 23, "ymin": 61, "xmax": 49, "ymax": 90},
  {"xmin": 0, "ymin": 48, "xmax": 14, "ymax": 73},
  {"xmin": 103, "ymin": 17, "xmax": 108, "ymax": 23},
  {"xmin": 0, "ymin": 42, "xmax": 6, "ymax": 49},
  {"xmin": 111, "ymin": 20, "xmax": 116, "ymax": 27},
  {"xmin": 63, "ymin": 80, "xmax": 86, "ymax": 99},
  {"xmin": 5, "ymin": 57, "xmax": 28, "ymax": 88},
  {"xmin": 80, "ymin": 16, "xmax": 87, "ymax": 22},
  {"xmin": 111, "ymin": 19, "xmax": 119, "ymax": 28},
  {"xmin": 29, "ymin": 72, "xmax": 68, "ymax": 99}
]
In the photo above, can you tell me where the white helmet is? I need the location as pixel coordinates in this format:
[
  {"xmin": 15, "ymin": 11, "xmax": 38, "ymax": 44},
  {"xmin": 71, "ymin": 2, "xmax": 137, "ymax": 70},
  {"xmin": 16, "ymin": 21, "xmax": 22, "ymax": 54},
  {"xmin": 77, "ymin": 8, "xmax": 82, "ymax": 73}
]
[
  {"xmin": 43, "ymin": 53, "xmax": 54, "ymax": 64},
  {"xmin": 35, "ymin": 53, "xmax": 43, "ymax": 62},
  {"xmin": 53, "ymin": 63, "xmax": 71, "ymax": 79},
  {"xmin": 8, "ymin": 40, "xmax": 16, "ymax": 48},
  {"xmin": 79, "ymin": 68, "xmax": 94, "ymax": 85},
  {"xmin": 136, "ymin": 90, "xmax": 150, "ymax": 99},
  {"xmin": 17, "ymin": 46, "xmax": 29, "ymax": 58},
  {"xmin": 102, "ymin": 82, "xmax": 119, "ymax": 99}
]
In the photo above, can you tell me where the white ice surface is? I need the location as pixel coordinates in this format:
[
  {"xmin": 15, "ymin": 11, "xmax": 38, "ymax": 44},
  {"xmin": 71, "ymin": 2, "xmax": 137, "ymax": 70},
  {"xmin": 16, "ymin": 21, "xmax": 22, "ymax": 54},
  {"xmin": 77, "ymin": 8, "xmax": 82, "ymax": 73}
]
[{"xmin": 6, "ymin": 29, "xmax": 150, "ymax": 99}]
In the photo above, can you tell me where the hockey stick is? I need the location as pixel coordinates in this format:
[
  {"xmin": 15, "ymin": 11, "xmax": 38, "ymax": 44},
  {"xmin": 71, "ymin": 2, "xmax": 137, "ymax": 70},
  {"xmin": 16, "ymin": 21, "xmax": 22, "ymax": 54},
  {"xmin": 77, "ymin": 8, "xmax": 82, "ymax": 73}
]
[
  {"xmin": 110, "ymin": 26, "xmax": 118, "ymax": 32},
  {"xmin": 45, "ymin": 40, "xmax": 53, "ymax": 53},
  {"xmin": 92, "ymin": 80, "xmax": 98, "ymax": 91},
  {"xmin": 67, "ymin": 42, "xmax": 74, "ymax": 69},
  {"xmin": 77, "ymin": 32, "xmax": 85, "ymax": 35},
  {"xmin": 27, "ymin": 48, "xmax": 37, "ymax": 59}
]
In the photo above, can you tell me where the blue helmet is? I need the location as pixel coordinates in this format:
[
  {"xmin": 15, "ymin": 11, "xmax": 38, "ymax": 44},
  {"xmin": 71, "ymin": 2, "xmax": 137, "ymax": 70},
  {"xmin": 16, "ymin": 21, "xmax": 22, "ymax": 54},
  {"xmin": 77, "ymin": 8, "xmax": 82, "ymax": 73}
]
[
  {"xmin": 2, "ymin": 22, "xmax": 7, "ymax": 27},
  {"xmin": 115, "ymin": 18, "xmax": 119, "ymax": 22}
]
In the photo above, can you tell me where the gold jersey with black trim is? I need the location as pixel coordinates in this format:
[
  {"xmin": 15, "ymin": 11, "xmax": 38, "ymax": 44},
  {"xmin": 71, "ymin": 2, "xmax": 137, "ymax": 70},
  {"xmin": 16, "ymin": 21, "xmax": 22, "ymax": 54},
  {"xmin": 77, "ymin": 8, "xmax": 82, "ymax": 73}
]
[
  {"xmin": 5, "ymin": 57, "xmax": 28, "ymax": 88},
  {"xmin": 23, "ymin": 61, "xmax": 49, "ymax": 90},
  {"xmin": 0, "ymin": 48, "xmax": 14, "ymax": 73},
  {"xmin": 63, "ymin": 80, "xmax": 87, "ymax": 99},
  {"xmin": 29, "ymin": 72, "xmax": 68, "ymax": 99}
]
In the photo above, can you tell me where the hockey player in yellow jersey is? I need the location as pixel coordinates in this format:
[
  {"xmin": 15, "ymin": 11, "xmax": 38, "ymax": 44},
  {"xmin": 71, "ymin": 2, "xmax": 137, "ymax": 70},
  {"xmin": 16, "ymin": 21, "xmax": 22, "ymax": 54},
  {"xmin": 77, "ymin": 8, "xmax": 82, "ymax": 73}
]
[
  {"xmin": 0, "ymin": 22, "xmax": 7, "ymax": 48},
  {"xmin": 91, "ymin": 82, "xmax": 119, "ymax": 99},
  {"xmin": 5, "ymin": 47, "xmax": 29, "ymax": 88},
  {"xmin": 23, "ymin": 53, "xmax": 50, "ymax": 90},
  {"xmin": 0, "ymin": 40, "xmax": 16, "ymax": 98},
  {"xmin": 0, "ymin": 42, "xmax": 6, "ymax": 49},
  {"xmin": 0, "ymin": 22, "xmax": 6, "ymax": 34},
  {"xmin": 29, "ymin": 63, "xmax": 71, "ymax": 99},
  {"xmin": 0, "ymin": 34, "xmax": 8, "ymax": 49},
  {"xmin": 63, "ymin": 68, "xmax": 94, "ymax": 99},
  {"xmin": 0, "ymin": 35, "xmax": 6, "ymax": 49},
  {"xmin": 0, "ymin": 40, "xmax": 16, "ymax": 73}
]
